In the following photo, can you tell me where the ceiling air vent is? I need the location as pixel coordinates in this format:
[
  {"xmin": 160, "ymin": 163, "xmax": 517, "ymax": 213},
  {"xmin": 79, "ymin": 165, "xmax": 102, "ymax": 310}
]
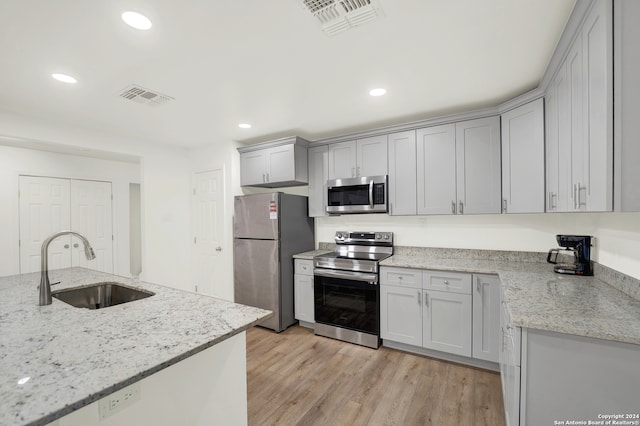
[
  {"xmin": 301, "ymin": 0, "xmax": 382, "ymax": 36},
  {"xmin": 118, "ymin": 84, "xmax": 174, "ymax": 107}
]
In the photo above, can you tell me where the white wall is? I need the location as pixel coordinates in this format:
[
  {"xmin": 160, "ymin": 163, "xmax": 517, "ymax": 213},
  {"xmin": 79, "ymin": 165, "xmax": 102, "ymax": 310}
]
[
  {"xmin": 0, "ymin": 109, "xmax": 192, "ymax": 289},
  {"xmin": 316, "ymin": 212, "xmax": 640, "ymax": 279},
  {"xmin": 0, "ymin": 145, "xmax": 139, "ymax": 278}
]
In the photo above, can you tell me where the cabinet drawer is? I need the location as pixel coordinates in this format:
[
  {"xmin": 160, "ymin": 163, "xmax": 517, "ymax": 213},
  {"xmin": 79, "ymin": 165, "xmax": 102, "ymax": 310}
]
[
  {"xmin": 423, "ymin": 270, "xmax": 472, "ymax": 294},
  {"xmin": 380, "ymin": 267, "xmax": 422, "ymax": 289},
  {"xmin": 294, "ymin": 259, "xmax": 314, "ymax": 276}
]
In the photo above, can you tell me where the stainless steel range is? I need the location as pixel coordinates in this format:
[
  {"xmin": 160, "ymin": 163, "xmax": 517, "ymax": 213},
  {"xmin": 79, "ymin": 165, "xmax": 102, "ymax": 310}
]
[{"xmin": 313, "ymin": 231, "xmax": 393, "ymax": 348}]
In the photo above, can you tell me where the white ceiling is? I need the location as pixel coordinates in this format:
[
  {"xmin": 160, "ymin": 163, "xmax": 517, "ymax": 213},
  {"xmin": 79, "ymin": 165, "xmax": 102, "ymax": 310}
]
[{"xmin": 0, "ymin": 0, "xmax": 576, "ymax": 149}]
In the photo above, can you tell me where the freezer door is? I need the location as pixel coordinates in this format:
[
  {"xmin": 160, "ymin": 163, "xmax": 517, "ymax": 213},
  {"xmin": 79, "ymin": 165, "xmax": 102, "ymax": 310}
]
[
  {"xmin": 233, "ymin": 238, "xmax": 281, "ymax": 331},
  {"xmin": 233, "ymin": 193, "xmax": 279, "ymax": 240}
]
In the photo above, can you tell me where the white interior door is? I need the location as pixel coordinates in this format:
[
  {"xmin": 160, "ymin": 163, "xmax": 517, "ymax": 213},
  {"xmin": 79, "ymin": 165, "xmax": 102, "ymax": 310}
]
[
  {"xmin": 193, "ymin": 170, "xmax": 225, "ymax": 297},
  {"xmin": 19, "ymin": 176, "xmax": 71, "ymax": 273},
  {"xmin": 70, "ymin": 180, "xmax": 113, "ymax": 273}
]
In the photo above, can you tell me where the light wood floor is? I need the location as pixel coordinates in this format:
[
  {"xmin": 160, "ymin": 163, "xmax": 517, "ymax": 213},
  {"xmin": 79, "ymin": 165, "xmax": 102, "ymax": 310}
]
[{"xmin": 246, "ymin": 325, "xmax": 506, "ymax": 426}]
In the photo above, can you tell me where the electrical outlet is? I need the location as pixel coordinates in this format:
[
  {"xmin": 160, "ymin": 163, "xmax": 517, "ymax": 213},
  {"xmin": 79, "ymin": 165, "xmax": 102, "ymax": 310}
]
[{"xmin": 99, "ymin": 383, "xmax": 140, "ymax": 419}]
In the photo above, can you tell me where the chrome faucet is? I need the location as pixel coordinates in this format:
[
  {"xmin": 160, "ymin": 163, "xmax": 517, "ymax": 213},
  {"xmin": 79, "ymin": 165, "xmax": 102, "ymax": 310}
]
[{"xmin": 39, "ymin": 231, "xmax": 96, "ymax": 306}]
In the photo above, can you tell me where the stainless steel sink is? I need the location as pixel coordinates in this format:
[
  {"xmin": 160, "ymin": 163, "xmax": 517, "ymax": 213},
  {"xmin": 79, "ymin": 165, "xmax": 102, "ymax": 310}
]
[{"xmin": 52, "ymin": 282, "xmax": 154, "ymax": 309}]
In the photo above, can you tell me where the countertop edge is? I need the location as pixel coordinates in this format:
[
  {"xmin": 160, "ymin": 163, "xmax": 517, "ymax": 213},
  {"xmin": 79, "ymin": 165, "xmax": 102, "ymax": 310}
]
[{"xmin": 35, "ymin": 312, "xmax": 271, "ymax": 426}]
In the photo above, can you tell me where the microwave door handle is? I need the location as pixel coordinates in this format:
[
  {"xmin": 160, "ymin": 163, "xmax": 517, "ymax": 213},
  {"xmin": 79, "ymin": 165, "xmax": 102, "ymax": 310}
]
[{"xmin": 369, "ymin": 180, "xmax": 374, "ymax": 208}]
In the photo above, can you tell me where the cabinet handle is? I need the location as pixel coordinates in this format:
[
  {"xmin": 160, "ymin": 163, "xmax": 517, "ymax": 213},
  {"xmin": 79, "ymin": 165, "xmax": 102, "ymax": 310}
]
[
  {"xmin": 573, "ymin": 184, "xmax": 578, "ymax": 209},
  {"xmin": 451, "ymin": 201, "xmax": 456, "ymax": 214},
  {"xmin": 262, "ymin": 173, "xmax": 266, "ymax": 183},
  {"xmin": 352, "ymin": 167, "xmax": 355, "ymax": 178},
  {"xmin": 266, "ymin": 172, "xmax": 269, "ymax": 183},
  {"xmin": 424, "ymin": 293, "xmax": 428, "ymax": 307},
  {"xmin": 459, "ymin": 201, "xmax": 464, "ymax": 214},
  {"xmin": 477, "ymin": 280, "xmax": 481, "ymax": 292},
  {"xmin": 357, "ymin": 166, "xmax": 360, "ymax": 177},
  {"xmin": 502, "ymin": 198, "xmax": 507, "ymax": 213},
  {"xmin": 417, "ymin": 291, "xmax": 421, "ymax": 305},
  {"xmin": 389, "ymin": 202, "xmax": 393, "ymax": 215},
  {"xmin": 577, "ymin": 183, "xmax": 586, "ymax": 208},
  {"xmin": 548, "ymin": 192, "xmax": 557, "ymax": 211},
  {"xmin": 444, "ymin": 280, "xmax": 449, "ymax": 285}
]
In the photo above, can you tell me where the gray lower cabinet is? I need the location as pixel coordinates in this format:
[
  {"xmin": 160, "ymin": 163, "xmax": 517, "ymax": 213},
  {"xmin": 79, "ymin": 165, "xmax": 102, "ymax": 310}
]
[
  {"xmin": 307, "ymin": 145, "xmax": 328, "ymax": 217},
  {"xmin": 472, "ymin": 274, "xmax": 501, "ymax": 362},
  {"xmin": 294, "ymin": 259, "xmax": 314, "ymax": 325},
  {"xmin": 499, "ymin": 286, "xmax": 640, "ymax": 425},
  {"xmin": 614, "ymin": 0, "xmax": 640, "ymax": 211},
  {"xmin": 380, "ymin": 267, "xmax": 481, "ymax": 359}
]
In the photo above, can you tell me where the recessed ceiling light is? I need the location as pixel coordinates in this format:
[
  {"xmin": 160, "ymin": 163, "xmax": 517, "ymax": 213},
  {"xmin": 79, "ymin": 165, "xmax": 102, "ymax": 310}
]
[
  {"xmin": 51, "ymin": 73, "xmax": 77, "ymax": 84},
  {"xmin": 238, "ymin": 123, "xmax": 252, "ymax": 129},
  {"xmin": 369, "ymin": 88, "xmax": 387, "ymax": 97},
  {"xmin": 122, "ymin": 11, "xmax": 152, "ymax": 30}
]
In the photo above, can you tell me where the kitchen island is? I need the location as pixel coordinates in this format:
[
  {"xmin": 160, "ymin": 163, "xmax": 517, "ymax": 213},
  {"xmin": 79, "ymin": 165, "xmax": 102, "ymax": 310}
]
[{"xmin": 0, "ymin": 267, "xmax": 271, "ymax": 426}]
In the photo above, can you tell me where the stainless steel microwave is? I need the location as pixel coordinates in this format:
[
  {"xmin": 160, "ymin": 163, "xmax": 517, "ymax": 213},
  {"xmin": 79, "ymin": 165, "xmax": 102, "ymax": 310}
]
[{"xmin": 326, "ymin": 175, "xmax": 388, "ymax": 214}]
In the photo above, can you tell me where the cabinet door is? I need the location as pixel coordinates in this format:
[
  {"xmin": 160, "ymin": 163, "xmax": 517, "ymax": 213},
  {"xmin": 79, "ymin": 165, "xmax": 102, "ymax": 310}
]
[
  {"xmin": 294, "ymin": 273, "xmax": 314, "ymax": 324},
  {"xmin": 423, "ymin": 290, "xmax": 472, "ymax": 357},
  {"xmin": 501, "ymin": 99, "xmax": 545, "ymax": 214},
  {"xmin": 555, "ymin": 61, "xmax": 573, "ymax": 212},
  {"xmin": 472, "ymin": 275, "xmax": 501, "ymax": 363},
  {"xmin": 240, "ymin": 151, "xmax": 267, "ymax": 186},
  {"xmin": 308, "ymin": 145, "xmax": 328, "ymax": 217},
  {"xmin": 582, "ymin": 0, "xmax": 613, "ymax": 212},
  {"xmin": 380, "ymin": 285, "xmax": 422, "ymax": 346},
  {"xmin": 416, "ymin": 124, "xmax": 457, "ymax": 215},
  {"xmin": 328, "ymin": 141, "xmax": 357, "ymax": 179},
  {"xmin": 388, "ymin": 131, "xmax": 417, "ymax": 215},
  {"xmin": 614, "ymin": 0, "xmax": 640, "ymax": 211},
  {"xmin": 266, "ymin": 144, "xmax": 295, "ymax": 184},
  {"xmin": 356, "ymin": 135, "xmax": 388, "ymax": 177},
  {"xmin": 455, "ymin": 117, "xmax": 502, "ymax": 214},
  {"xmin": 568, "ymin": 35, "xmax": 585, "ymax": 212}
]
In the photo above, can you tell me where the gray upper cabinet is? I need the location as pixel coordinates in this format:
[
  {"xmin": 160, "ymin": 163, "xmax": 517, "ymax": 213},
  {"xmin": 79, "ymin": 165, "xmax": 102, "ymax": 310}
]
[
  {"xmin": 328, "ymin": 135, "xmax": 388, "ymax": 179},
  {"xmin": 501, "ymin": 98, "xmax": 545, "ymax": 214},
  {"xmin": 546, "ymin": 0, "xmax": 613, "ymax": 212},
  {"xmin": 307, "ymin": 145, "xmax": 328, "ymax": 217},
  {"xmin": 417, "ymin": 124, "xmax": 457, "ymax": 215},
  {"xmin": 388, "ymin": 130, "xmax": 417, "ymax": 215},
  {"xmin": 416, "ymin": 117, "xmax": 501, "ymax": 215},
  {"xmin": 614, "ymin": 0, "xmax": 640, "ymax": 211},
  {"xmin": 455, "ymin": 117, "xmax": 502, "ymax": 214},
  {"xmin": 239, "ymin": 137, "xmax": 309, "ymax": 188}
]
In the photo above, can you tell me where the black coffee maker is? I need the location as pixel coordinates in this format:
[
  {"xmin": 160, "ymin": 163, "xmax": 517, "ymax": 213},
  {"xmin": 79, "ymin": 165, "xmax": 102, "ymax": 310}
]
[{"xmin": 547, "ymin": 235, "xmax": 593, "ymax": 276}]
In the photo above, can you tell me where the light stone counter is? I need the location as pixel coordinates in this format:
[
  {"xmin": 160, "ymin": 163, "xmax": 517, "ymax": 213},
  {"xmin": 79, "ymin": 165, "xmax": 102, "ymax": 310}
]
[
  {"xmin": 0, "ymin": 267, "xmax": 271, "ymax": 426},
  {"xmin": 381, "ymin": 253, "xmax": 640, "ymax": 346}
]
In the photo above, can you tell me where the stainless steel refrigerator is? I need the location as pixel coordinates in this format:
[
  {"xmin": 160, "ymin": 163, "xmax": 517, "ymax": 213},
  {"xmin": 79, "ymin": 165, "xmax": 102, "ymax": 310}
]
[{"xmin": 233, "ymin": 193, "xmax": 314, "ymax": 332}]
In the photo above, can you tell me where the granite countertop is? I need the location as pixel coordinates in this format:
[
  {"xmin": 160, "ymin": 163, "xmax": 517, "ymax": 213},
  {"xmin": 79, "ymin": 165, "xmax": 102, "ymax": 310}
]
[
  {"xmin": 0, "ymin": 267, "xmax": 272, "ymax": 426},
  {"xmin": 292, "ymin": 249, "xmax": 331, "ymax": 260},
  {"xmin": 381, "ymin": 254, "xmax": 640, "ymax": 346}
]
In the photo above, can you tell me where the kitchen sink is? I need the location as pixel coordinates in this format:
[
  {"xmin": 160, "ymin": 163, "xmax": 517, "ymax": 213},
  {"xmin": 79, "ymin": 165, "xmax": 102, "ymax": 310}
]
[{"xmin": 52, "ymin": 282, "xmax": 154, "ymax": 309}]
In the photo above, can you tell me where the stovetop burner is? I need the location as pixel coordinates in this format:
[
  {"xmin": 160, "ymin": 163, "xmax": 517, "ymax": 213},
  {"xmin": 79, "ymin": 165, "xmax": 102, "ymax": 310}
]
[{"xmin": 314, "ymin": 231, "xmax": 393, "ymax": 273}]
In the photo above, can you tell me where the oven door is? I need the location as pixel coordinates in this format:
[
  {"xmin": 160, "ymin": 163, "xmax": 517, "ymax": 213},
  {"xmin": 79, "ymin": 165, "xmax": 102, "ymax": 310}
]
[{"xmin": 313, "ymin": 269, "xmax": 379, "ymax": 335}]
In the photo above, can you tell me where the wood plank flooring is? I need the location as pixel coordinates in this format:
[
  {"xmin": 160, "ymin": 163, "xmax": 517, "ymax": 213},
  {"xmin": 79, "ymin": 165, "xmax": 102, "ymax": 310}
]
[{"xmin": 246, "ymin": 325, "xmax": 506, "ymax": 426}]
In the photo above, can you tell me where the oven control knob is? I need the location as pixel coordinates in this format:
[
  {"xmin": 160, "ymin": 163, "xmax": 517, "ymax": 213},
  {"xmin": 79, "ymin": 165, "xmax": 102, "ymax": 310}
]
[
  {"xmin": 375, "ymin": 234, "xmax": 381, "ymax": 239},
  {"xmin": 384, "ymin": 234, "xmax": 389, "ymax": 240}
]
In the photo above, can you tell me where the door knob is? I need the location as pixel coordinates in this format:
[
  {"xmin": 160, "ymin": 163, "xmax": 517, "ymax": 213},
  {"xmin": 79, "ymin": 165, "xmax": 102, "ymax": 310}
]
[{"xmin": 216, "ymin": 247, "xmax": 222, "ymax": 252}]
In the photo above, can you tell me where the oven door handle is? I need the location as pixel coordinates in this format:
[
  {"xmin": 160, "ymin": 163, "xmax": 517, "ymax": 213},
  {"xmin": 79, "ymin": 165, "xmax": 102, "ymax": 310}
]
[{"xmin": 314, "ymin": 269, "xmax": 378, "ymax": 285}]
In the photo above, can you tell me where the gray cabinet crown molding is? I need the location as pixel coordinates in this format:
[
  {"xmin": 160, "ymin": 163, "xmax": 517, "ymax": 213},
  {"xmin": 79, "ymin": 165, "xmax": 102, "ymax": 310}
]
[{"xmin": 236, "ymin": 136, "xmax": 310, "ymax": 153}]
